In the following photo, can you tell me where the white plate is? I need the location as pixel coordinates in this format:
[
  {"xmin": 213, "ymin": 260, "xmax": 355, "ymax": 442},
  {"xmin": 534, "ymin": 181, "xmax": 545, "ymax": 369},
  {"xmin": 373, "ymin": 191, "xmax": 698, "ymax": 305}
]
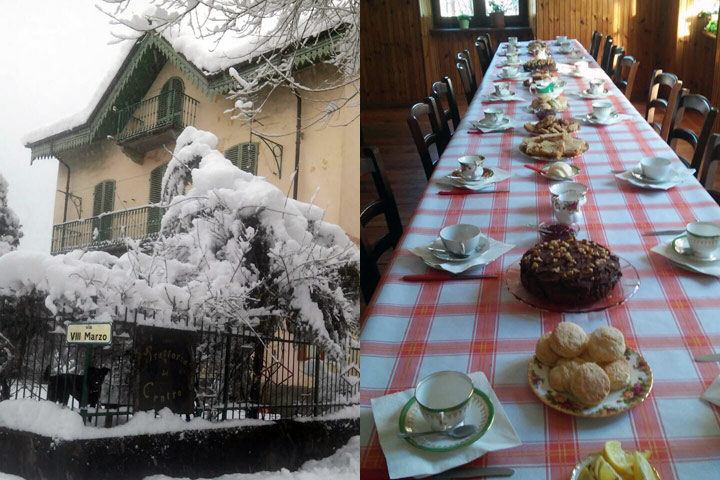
[
  {"xmin": 630, "ymin": 165, "xmax": 683, "ymax": 184},
  {"xmin": 499, "ymin": 61, "xmax": 521, "ymax": 67},
  {"xmin": 473, "ymin": 117, "xmax": 511, "ymax": 129},
  {"xmin": 487, "ymin": 91, "xmax": 517, "ymax": 101},
  {"xmin": 538, "ymin": 164, "xmax": 581, "ymax": 181},
  {"xmin": 519, "ymin": 142, "xmax": 588, "ymax": 162},
  {"xmin": 427, "ymin": 237, "xmax": 491, "ymax": 262},
  {"xmin": 398, "ymin": 388, "xmax": 495, "ymax": 452},
  {"xmin": 567, "ymin": 71, "xmax": 587, "ymax": 78},
  {"xmin": 577, "ymin": 89, "xmax": 610, "ymax": 99},
  {"xmin": 672, "ymin": 235, "xmax": 720, "ymax": 262},
  {"xmin": 497, "ymin": 71, "xmax": 523, "ymax": 79},
  {"xmin": 577, "ymin": 111, "xmax": 621, "ymax": 125}
]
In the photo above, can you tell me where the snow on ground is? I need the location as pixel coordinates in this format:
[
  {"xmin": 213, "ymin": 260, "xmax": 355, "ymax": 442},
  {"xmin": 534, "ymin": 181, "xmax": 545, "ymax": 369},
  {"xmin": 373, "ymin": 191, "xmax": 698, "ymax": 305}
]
[
  {"xmin": 0, "ymin": 473, "xmax": 25, "ymax": 480},
  {"xmin": 295, "ymin": 404, "xmax": 358, "ymax": 422},
  {"xmin": 144, "ymin": 435, "xmax": 360, "ymax": 480},
  {"xmin": 0, "ymin": 400, "xmax": 268, "ymax": 441}
]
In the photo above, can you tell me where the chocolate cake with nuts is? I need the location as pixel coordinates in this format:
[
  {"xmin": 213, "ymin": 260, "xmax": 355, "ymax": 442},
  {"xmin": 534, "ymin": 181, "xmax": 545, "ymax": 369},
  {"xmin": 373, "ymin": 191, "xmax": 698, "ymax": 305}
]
[{"xmin": 520, "ymin": 238, "xmax": 622, "ymax": 305}]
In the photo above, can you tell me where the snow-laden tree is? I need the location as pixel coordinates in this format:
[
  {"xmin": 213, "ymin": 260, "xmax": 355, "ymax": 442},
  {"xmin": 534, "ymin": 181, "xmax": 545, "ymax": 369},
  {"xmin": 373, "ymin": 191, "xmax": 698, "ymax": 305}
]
[
  {"xmin": 0, "ymin": 173, "xmax": 23, "ymax": 256},
  {"xmin": 0, "ymin": 127, "xmax": 359, "ymax": 360},
  {"xmin": 99, "ymin": 0, "xmax": 359, "ymax": 121}
]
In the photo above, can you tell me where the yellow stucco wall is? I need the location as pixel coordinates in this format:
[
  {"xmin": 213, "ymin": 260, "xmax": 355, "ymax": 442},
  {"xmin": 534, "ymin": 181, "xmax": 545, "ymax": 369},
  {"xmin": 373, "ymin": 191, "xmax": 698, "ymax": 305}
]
[{"xmin": 53, "ymin": 60, "xmax": 359, "ymax": 243}]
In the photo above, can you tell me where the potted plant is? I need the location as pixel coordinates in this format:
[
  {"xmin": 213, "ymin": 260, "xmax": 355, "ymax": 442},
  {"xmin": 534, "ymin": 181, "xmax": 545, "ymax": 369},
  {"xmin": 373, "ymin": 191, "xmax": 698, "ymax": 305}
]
[
  {"xmin": 489, "ymin": 0, "xmax": 506, "ymax": 29},
  {"xmin": 457, "ymin": 13, "xmax": 471, "ymax": 29}
]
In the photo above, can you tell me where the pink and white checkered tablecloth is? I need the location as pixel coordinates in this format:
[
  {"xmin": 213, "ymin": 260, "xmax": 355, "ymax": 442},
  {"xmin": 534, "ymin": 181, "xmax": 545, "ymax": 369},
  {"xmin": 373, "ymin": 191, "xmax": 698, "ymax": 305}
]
[{"xmin": 360, "ymin": 40, "xmax": 720, "ymax": 479}]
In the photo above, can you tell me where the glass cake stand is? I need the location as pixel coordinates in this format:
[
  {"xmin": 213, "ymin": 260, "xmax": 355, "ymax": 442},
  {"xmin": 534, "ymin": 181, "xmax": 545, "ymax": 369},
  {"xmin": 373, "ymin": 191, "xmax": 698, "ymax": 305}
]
[{"xmin": 505, "ymin": 256, "xmax": 640, "ymax": 313}]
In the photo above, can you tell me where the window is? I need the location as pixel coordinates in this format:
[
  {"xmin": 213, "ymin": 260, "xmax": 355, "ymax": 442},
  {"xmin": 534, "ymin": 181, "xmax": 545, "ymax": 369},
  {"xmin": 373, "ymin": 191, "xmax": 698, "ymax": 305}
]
[
  {"xmin": 147, "ymin": 164, "xmax": 167, "ymax": 234},
  {"xmin": 92, "ymin": 180, "xmax": 115, "ymax": 242},
  {"xmin": 432, "ymin": 0, "xmax": 527, "ymax": 28},
  {"xmin": 157, "ymin": 77, "xmax": 184, "ymax": 126},
  {"xmin": 225, "ymin": 142, "xmax": 259, "ymax": 175}
]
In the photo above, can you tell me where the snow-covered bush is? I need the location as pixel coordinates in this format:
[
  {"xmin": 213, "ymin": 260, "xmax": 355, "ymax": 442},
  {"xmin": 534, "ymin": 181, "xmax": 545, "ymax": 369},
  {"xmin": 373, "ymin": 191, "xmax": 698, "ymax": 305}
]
[
  {"xmin": 0, "ymin": 128, "xmax": 358, "ymax": 359},
  {"xmin": 0, "ymin": 173, "xmax": 23, "ymax": 256}
]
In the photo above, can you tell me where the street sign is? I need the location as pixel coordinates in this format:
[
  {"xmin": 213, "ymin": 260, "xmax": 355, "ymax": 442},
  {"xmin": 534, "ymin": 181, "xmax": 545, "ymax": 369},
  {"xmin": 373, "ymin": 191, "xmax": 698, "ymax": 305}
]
[{"xmin": 66, "ymin": 322, "xmax": 113, "ymax": 345}]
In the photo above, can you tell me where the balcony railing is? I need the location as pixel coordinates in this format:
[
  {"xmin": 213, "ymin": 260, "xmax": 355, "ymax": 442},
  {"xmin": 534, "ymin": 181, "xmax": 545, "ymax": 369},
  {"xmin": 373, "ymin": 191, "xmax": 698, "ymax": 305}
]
[
  {"xmin": 116, "ymin": 90, "xmax": 199, "ymax": 142},
  {"xmin": 51, "ymin": 205, "xmax": 167, "ymax": 255}
]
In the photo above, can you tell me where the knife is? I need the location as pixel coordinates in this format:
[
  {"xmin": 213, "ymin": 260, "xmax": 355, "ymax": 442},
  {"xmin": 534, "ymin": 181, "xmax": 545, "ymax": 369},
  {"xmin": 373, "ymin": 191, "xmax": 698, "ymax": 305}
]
[
  {"xmin": 433, "ymin": 466, "xmax": 515, "ymax": 479},
  {"xmin": 438, "ymin": 190, "xmax": 509, "ymax": 195},
  {"xmin": 402, "ymin": 274, "xmax": 498, "ymax": 282},
  {"xmin": 695, "ymin": 354, "xmax": 720, "ymax": 362}
]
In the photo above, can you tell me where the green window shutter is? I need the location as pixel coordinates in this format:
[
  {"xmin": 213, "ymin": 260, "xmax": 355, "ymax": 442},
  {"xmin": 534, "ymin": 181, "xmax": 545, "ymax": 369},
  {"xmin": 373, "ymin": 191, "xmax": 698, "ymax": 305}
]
[
  {"xmin": 157, "ymin": 77, "xmax": 184, "ymax": 125},
  {"xmin": 147, "ymin": 164, "xmax": 167, "ymax": 235},
  {"xmin": 93, "ymin": 183, "xmax": 104, "ymax": 217},
  {"xmin": 239, "ymin": 142, "xmax": 259, "ymax": 175},
  {"xmin": 225, "ymin": 145, "xmax": 240, "ymax": 167},
  {"xmin": 92, "ymin": 180, "xmax": 115, "ymax": 242}
]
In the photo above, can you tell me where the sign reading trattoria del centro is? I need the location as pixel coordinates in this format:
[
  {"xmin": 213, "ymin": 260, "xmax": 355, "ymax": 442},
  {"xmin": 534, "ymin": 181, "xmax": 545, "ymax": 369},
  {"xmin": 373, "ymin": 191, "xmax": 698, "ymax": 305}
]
[
  {"xmin": 133, "ymin": 325, "xmax": 195, "ymax": 414},
  {"xmin": 66, "ymin": 322, "xmax": 113, "ymax": 345}
]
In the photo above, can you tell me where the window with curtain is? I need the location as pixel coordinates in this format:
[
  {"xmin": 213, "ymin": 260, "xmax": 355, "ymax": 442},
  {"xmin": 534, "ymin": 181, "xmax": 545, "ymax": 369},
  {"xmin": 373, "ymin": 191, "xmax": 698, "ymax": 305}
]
[
  {"xmin": 225, "ymin": 142, "xmax": 259, "ymax": 175},
  {"xmin": 92, "ymin": 180, "xmax": 115, "ymax": 242},
  {"xmin": 432, "ymin": 0, "xmax": 527, "ymax": 28},
  {"xmin": 147, "ymin": 164, "xmax": 167, "ymax": 235}
]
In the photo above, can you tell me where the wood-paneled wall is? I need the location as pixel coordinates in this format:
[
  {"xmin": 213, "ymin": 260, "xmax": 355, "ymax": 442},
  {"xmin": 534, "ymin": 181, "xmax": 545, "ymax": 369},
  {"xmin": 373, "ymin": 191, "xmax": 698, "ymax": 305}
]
[{"xmin": 360, "ymin": 0, "xmax": 427, "ymax": 108}]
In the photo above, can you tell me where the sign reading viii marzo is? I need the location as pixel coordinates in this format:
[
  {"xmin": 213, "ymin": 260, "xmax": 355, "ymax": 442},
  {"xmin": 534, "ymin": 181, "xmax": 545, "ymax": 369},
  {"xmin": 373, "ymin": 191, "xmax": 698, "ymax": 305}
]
[{"xmin": 66, "ymin": 322, "xmax": 113, "ymax": 345}]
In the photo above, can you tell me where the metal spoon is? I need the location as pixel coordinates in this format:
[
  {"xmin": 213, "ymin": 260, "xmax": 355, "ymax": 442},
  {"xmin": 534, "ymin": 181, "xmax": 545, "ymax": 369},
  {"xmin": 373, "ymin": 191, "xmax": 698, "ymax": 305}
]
[
  {"xmin": 426, "ymin": 246, "xmax": 472, "ymax": 258},
  {"xmin": 398, "ymin": 424, "xmax": 479, "ymax": 439}
]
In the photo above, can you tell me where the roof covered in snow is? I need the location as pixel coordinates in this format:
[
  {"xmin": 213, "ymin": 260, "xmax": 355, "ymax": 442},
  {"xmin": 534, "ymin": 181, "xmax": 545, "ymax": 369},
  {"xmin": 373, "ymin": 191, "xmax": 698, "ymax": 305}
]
[{"xmin": 24, "ymin": 20, "xmax": 342, "ymax": 156}]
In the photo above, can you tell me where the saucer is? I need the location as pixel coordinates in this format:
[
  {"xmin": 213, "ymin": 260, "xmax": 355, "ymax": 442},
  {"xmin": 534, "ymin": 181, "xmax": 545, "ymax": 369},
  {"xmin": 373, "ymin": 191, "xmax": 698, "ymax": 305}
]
[
  {"xmin": 579, "ymin": 111, "xmax": 620, "ymax": 125},
  {"xmin": 672, "ymin": 235, "xmax": 720, "ymax": 262},
  {"xmin": 630, "ymin": 165, "xmax": 681, "ymax": 184},
  {"xmin": 398, "ymin": 388, "xmax": 495, "ymax": 452},
  {"xmin": 568, "ymin": 70, "xmax": 587, "ymax": 78},
  {"xmin": 428, "ymin": 237, "xmax": 490, "ymax": 262},
  {"xmin": 539, "ymin": 163, "xmax": 581, "ymax": 181},
  {"xmin": 498, "ymin": 71, "xmax": 522, "ymax": 79},
  {"xmin": 473, "ymin": 117, "xmax": 511, "ymax": 129},
  {"xmin": 578, "ymin": 88, "xmax": 610, "ymax": 99},
  {"xmin": 488, "ymin": 91, "xmax": 516, "ymax": 101},
  {"xmin": 448, "ymin": 167, "xmax": 495, "ymax": 182}
]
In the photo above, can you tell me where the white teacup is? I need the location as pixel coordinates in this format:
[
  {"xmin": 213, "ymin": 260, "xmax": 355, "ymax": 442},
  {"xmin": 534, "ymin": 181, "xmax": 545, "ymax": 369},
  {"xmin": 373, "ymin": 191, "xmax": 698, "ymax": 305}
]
[
  {"xmin": 574, "ymin": 61, "xmax": 588, "ymax": 75},
  {"xmin": 552, "ymin": 191, "xmax": 584, "ymax": 224},
  {"xmin": 508, "ymin": 36, "xmax": 518, "ymax": 46},
  {"xmin": 686, "ymin": 222, "xmax": 720, "ymax": 259},
  {"xmin": 415, "ymin": 371, "xmax": 474, "ymax": 431},
  {"xmin": 494, "ymin": 82, "xmax": 511, "ymax": 97},
  {"xmin": 549, "ymin": 181, "xmax": 588, "ymax": 206},
  {"xmin": 591, "ymin": 100, "xmax": 613, "ymax": 121},
  {"xmin": 506, "ymin": 52, "xmax": 519, "ymax": 64},
  {"xmin": 440, "ymin": 223, "xmax": 482, "ymax": 257},
  {"xmin": 640, "ymin": 157, "xmax": 672, "ymax": 180},
  {"xmin": 506, "ymin": 43, "xmax": 518, "ymax": 54},
  {"xmin": 588, "ymin": 79, "xmax": 605, "ymax": 94},
  {"xmin": 458, "ymin": 155, "xmax": 484, "ymax": 178},
  {"xmin": 556, "ymin": 35, "xmax": 568, "ymax": 43},
  {"xmin": 502, "ymin": 65, "xmax": 519, "ymax": 77},
  {"xmin": 484, "ymin": 108, "xmax": 505, "ymax": 125}
]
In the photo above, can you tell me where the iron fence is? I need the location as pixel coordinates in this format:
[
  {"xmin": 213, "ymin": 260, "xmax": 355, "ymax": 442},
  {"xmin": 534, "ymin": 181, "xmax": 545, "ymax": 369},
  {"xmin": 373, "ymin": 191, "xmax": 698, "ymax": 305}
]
[
  {"xmin": 0, "ymin": 303, "xmax": 359, "ymax": 428},
  {"xmin": 116, "ymin": 89, "xmax": 199, "ymax": 142}
]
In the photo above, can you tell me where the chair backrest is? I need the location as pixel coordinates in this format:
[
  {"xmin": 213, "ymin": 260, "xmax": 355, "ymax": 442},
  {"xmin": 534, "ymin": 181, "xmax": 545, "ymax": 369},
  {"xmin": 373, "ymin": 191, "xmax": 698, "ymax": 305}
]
[
  {"xmin": 590, "ymin": 31, "xmax": 603, "ymax": 60},
  {"xmin": 457, "ymin": 50, "xmax": 477, "ymax": 89},
  {"xmin": 484, "ymin": 33, "xmax": 494, "ymax": 57},
  {"xmin": 360, "ymin": 146, "xmax": 403, "ymax": 303},
  {"xmin": 698, "ymin": 133, "xmax": 720, "ymax": 188},
  {"xmin": 667, "ymin": 92, "xmax": 719, "ymax": 171},
  {"xmin": 474, "ymin": 38, "xmax": 492, "ymax": 75},
  {"xmin": 606, "ymin": 46, "xmax": 624, "ymax": 77},
  {"xmin": 645, "ymin": 69, "xmax": 682, "ymax": 141},
  {"xmin": 613, "ymin": 54, "xmax": 638, "ymax": 100},
  {"xmin": 456, "ymin": 59, "xmax": 476, "ymax": 104},
  {"xmin": 407, "ymin": 96, "xmax": 447, "ymax": 179},
  {"xmin": 431, "ymin": 76, "xmax": 461, "ymax": 134},
  {"xmin": 599, "ymin": 35, "xmax": 614, "ymax": 72}
]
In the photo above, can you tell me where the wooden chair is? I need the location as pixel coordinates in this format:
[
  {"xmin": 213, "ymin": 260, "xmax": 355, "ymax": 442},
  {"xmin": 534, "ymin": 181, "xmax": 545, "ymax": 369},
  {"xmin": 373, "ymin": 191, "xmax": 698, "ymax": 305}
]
[
  {"xmin": 360, "ymin": 146, "xmax": 403, "ymax": 303},
  {"xmin": 698, "ymin": 134, "xmax": 720, "ymax": 205},
  {"xmin": 457, "ymin": 50, "xmax": 478, "ymax": 88},
  {"xmin": 456, "ymin": 58, "xmax": 477, "ymax": 104},
  {"xmin": 407, "ymin": 96, "xmax": 447, "ymax": 179},
  {"xmin": 645, "ymin": 70, "xmax": 682, "ymax": 141},
  {"xmin": 483, "ymin": 33, "xmax": 495, "ymax": 57},
  {"xmin": 590, "ymin": 31, "xmax": 603, "ymax": 60},
  {"xmin": 606, "ymin": 46, "xmax": 625, "ymax": 77},
  {"xmin": 431, "ymin": 77, "xmax": 461, "ymax": 137},
  {"xmin": 599, "ymin": 36, "xmax": 614, "ymax": 72},
  {"xmin": 613, "ymin": 54, "xmax": 638, "ymax": 100},
  {"xmin": 667, "ymin": 92, "xmax": 719, "ymax": 172},
  {"xmin": 474, "ymin": 38, "xmax": 492, "ymax": 76}
]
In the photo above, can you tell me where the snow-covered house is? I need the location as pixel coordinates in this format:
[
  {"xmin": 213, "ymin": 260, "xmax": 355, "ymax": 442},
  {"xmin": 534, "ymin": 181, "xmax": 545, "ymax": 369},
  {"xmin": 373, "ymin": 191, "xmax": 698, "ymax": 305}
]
[{"xmin": 24, "ymin": 29, "xmax": 358, "ymax": 255}]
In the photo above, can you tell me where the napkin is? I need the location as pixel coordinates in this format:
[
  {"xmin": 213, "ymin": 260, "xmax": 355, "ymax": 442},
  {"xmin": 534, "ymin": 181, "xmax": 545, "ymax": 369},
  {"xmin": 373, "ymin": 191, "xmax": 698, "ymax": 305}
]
[
  {"xmin": 436, "ymin": 167, "xmax": 512, "ymax": 190},
  {"xmin": 410, "ymin": 236, "xmax": 514, "ymax": 274},
  {"xmin": 615, "ymin": 166, "xmax": 695, "ymax": 190},
  {"xmin": 701, "ymin": 375, "xmax": 720, "ymax": 407},
  {"xmin": 370, "ymin": 371, "xmax": 522, "ymax": 479},
  {"xmin": 481, "ymin": 95, "xmax": 529, "ymax": 104},
  {"xmin": 650, "ymin": 241, "xmax": 720, "ymax": 277},
  {"xmin": 468, "ymin": 121, "xmax": 519, "ymax": 134}
]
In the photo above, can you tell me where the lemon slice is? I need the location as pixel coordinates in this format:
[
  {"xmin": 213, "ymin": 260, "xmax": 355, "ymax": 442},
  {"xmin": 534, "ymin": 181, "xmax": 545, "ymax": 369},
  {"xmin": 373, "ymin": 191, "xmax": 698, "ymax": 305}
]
[
  {"xmin": 633, "ymin": 452, "xmax": 658, "ymax": 480},
  {"xmin": 604, "ymin": 441, "xmax": 634, "ymax": 477}
]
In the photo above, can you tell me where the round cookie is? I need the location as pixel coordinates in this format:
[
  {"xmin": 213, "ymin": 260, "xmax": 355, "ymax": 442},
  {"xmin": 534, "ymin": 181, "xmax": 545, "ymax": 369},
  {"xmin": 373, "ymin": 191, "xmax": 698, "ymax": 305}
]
[
  {"xmin": 557, "ymin": 358, "xmax": 584, "ymax": 391},
  {"xmin": 535, "ymin": 332, "xmax": 560, "ymax": 365},
  {"xmin": 587, "ymin": 326, "xmax": 626, "ymax": 363},
  {"xmin": 603, "ymin": 358, "xmax": 631, "ymax": 391},
  {"xmin": 578, "ymin": 349, "xmax": 594, "ymax": 363},
  {"xmin": 549, "ymin": 365, "xmax": 571, "ymax": 392},
  {"xmin": 570, "ymin": 363, "xmax": 611, "ymax": 406},
  {"xmin": 549, "ymin": 321, "xmax": 588, "ymax": 358}
]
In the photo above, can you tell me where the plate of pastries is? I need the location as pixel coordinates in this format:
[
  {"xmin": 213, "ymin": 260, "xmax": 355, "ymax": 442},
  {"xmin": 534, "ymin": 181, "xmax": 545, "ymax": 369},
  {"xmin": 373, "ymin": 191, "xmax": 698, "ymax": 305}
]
[
  {"xmin": 524, "ymin": 57, "xmax": 557, "ymax": 72},
  {"xmin": 528, "ymin": 321, "xmax": 653, "ymax": 417},
  {"xmin": 519, "ymin": 133, "xmax": 588, "ymax": 160},
  {"xmin": 525, "ymin": 115, "xmax": 580, "ymax": 135},
  {"xmin": 529, "ymin": 95, "xmax": 568, "ymax": 113}
]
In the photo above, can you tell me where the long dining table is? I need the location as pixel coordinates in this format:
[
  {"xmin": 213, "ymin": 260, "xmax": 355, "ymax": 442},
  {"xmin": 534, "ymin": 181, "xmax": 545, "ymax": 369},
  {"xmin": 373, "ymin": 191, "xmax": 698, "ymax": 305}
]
[{"xmin": 360, "ymin": 39, "xmax": 720, "ymax": 479}]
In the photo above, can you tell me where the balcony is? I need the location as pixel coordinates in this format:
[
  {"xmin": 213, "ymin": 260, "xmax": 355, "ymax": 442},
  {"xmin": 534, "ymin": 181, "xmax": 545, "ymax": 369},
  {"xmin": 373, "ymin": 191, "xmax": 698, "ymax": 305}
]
[
  {"xmin": 51, "ymin": 205, "xmax": 167, "ymax": 255},
  {"xmin": 116, "ymin": 90, "xmax": 199, "ymax": 162}
]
